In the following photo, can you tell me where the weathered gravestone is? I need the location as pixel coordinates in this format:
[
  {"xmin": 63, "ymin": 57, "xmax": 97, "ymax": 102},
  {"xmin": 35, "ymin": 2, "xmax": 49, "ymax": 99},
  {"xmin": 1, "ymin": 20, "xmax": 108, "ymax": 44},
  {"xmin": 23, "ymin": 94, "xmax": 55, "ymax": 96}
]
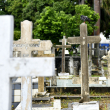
[
  {"xmin": 55, "ymin": 36, "xmax": 71, "ymax": 76},
  {"xmin": 0, "ymin": 15, "xmax": 55, "ymax": 110},
  {"xmin": 67, "ymin": 23, "xmax": 101, "ymax": 102},
  {"xmin": 13, "ymin": 20, "xmax": 53, "ymax": 100}
]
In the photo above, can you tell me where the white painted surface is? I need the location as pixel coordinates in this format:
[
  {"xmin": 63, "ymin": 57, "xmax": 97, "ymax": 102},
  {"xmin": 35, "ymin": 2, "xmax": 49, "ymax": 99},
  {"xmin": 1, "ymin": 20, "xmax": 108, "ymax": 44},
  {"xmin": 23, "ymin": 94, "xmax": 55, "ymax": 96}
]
[
  {"xmin": 69, "ymin": 57, "xmax": 74, "ymax": 75},
  {"xmin": 73, "ymin": 101, "xmax": 99, "ymax": 110},
  {"xmin": 14, "ymin": 96, "xmax": 21, "ymax": 102},
  {"xmin": 58, "ymin": 73, "xmax": 69, "ymax": 76},
  {"xmin": 14, "ymin": 90, "xmax": 21, "ymax": 95},
  {"xmin": 65, "ymin": 50, "xmax": 69, "ymax": 54},
  {"xmin": 53, "ymin": 99, "xmax": 61, "ymax": 109},
  {"xmin": 32, "ymin": 89, "xmax": 38, "ymax": 96},
  {"xmin": 99, "ymin": 77, "xmax": 106, "ymax": 80},
  {"xmin": 0, "ymin": 15, "xmax": 55, "ymax": 110},
  {"xmin": 14, "ymin": 78, "xmax": 38, "ymax": 83}
]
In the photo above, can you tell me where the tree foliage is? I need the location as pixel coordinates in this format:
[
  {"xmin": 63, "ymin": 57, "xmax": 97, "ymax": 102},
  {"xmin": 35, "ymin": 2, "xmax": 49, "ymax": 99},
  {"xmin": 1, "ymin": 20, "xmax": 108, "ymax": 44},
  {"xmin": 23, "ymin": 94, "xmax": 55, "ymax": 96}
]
[
  {"xmin": 34, "ymin": 5, "xmax": 99, "ymax": 44},
  {"xmin": 101, "ymin": 0, "xmax": 110, "ymax": 38},
  {"xmin": 5, "ymin": 0, "xmax": 28, "ymax": 30},
  {"xmin": 0, "ymin": 0, "xmax": 7, "ymax": 15}
]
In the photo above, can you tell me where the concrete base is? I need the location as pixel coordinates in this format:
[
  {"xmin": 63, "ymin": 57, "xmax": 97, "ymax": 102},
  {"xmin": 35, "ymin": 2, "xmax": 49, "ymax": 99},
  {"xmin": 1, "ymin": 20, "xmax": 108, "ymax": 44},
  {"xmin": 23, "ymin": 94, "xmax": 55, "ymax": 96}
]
[
  {"xmin": 58, "ymin": 73, "xmax": 69, "ymax": 76},
  {"xmin": 35, "ymin": 91, "xmax": 47, "ymax": 96},
  {"xmin": 73, "ymin": 101, "xmax": 99, "ymax": 110},
  {"xmin": 15, "ymin": 99, "xmax": 61, "ymax": 110}
]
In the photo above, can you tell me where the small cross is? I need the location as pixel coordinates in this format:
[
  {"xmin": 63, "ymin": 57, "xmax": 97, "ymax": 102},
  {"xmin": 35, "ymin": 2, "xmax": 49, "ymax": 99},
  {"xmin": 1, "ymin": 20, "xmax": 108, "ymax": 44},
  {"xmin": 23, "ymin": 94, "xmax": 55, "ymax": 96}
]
[{"xmin": 56, "ymin": 36, "xmax": 71, "ymax": 73}]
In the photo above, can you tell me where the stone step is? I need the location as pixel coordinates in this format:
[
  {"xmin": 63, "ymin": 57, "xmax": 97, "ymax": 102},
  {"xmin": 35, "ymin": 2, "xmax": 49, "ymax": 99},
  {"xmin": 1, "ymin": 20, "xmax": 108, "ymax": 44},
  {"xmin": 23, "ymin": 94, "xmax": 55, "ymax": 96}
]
[
  {"xmin": 32, "ymin": 103, "xmax": 52, "ymax": 107},
  {"xmin": 61, "ymin": 108, "xmax": 72, "ymax": 110},
  {"xmin": 33, "ymin": 97, "xmax": 51, "ymax": 101}
]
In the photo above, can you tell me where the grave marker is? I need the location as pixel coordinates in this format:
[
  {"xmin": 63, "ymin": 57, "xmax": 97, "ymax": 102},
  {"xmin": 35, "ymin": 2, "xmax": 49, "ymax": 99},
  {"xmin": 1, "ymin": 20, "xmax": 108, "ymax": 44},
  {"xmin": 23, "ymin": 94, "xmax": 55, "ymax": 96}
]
[
  {"xmin": 13, "ymin": 20, "xmax": 40, "ymax": 109},
  {"xmin": 67, "ymin": 23, "xmax": 101, "ymax": 102},
  {"xmin": 13, "ymin": 20, "xmax": 53, "ymax": 107},
  {"xmin": 0, "ymin": 15, "xmax": 55, "ymax": 110},
  {"xmin": 56, "ymin": 36, "xmax": 71, "ymax": 74}
]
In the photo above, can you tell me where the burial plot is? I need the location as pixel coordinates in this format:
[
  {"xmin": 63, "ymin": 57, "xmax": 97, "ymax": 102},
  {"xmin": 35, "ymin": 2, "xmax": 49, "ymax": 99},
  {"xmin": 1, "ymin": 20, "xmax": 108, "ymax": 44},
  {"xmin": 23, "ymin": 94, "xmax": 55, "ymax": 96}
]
[
  {"xmin": 67, "ymin": 23, "xmax": 101, "ymax": 102},
  {"xmin": 0, "ymin": 15, "xmax": 55, "ymax": 110}
]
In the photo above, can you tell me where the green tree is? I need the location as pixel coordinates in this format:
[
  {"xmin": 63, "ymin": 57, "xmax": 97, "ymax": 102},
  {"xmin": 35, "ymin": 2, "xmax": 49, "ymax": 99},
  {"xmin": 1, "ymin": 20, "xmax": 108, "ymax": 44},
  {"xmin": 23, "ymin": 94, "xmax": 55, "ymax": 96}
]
[
  {"xmin": 22, "ymin": 0, "xmax": 54, "ymax": 23},
  {"xmin": 101, "ymin": 0, "xmax": 110, "ymax": 38},
  {"xmin": 0, "ymin": 0, "xmax": 7, "ymax": 15},
  {"xmin": 6, "ymin": 0, "xmax": 28, "ymax": 30},
  {"xmin": 34, "ymin": 5, "xmax": 99, "ymax": 44}
]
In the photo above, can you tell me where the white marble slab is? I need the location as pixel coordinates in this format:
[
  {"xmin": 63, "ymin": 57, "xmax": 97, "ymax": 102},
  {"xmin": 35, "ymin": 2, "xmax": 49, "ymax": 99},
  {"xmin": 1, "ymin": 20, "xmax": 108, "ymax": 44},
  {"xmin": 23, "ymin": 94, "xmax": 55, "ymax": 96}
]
[
  {"xmin": 99, "ymin": 77, "xmax": 106, "ymax": 80},
  {"xmin": 58, "ymin": 73, "xmax": 69, "ymax": 76},
  {"xmin": 73, "ymin": 101, "xmax": 99, "ymax": 110}
]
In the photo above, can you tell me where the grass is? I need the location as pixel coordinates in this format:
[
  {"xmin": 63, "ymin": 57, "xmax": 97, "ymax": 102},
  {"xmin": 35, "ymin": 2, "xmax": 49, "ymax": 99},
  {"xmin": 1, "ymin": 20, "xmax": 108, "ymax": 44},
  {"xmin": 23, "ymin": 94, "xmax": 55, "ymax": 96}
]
[
  {"xmin": 45, "ymin": 77, "xmax": 50, "ymax": 80},
  {"xmin": 103, "ymin": 60, "xmax": 108, "ymax": 63},
  {"xmin": 61, "ymin": 97, "xmax": 110, "ymax": 109},
  {"xmin": 52, "ymin": 91, "xmax": 110, "ymax": 96},
  {"xmin": 91, "ymin": 75, "xmax": 100, "ymax": 77},
  {"xmin": 103, "ymin": 67, "xmax": 108, "ymax": 71}
]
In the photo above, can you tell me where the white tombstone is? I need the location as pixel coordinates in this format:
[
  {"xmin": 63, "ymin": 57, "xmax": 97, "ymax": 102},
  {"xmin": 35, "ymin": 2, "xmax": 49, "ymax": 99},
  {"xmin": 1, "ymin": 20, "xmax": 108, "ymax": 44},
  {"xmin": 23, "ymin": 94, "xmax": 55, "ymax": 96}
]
[{"xmin": 0, "ymin": 15, "xmax": 55, "ymax": 110}]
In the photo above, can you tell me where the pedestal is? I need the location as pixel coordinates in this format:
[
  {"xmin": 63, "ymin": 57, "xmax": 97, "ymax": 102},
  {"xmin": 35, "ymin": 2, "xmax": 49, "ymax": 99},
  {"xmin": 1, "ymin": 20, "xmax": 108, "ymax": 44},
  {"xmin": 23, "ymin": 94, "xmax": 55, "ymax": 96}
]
[{"xmin": 58, "ymin": 73, "xmax": 69, "ymax": 76}]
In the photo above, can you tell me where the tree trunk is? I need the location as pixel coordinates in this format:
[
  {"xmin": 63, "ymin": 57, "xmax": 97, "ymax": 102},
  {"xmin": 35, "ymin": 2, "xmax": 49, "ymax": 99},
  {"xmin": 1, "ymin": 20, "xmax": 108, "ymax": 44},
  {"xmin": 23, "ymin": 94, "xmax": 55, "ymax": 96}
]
[
  {"xmin": 79, "ymin": 0, "xmax": 85, "ymax": 4},
  {"xmin": 94, "ymin": 0, "xmax": 100, "ymax": 35},
  {"xmin": 94, "ymin": 0, "xmax": 100, "ymax": 67},
  {"xmin": 81, "ymin": 0, "xmax": 85, "ymax": 4}
]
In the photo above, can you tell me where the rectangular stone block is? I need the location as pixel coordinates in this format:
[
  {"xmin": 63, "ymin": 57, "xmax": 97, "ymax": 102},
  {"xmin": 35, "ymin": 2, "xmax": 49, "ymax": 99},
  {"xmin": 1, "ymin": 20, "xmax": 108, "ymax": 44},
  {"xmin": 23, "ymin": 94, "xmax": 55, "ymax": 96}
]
[
  {"xmin": 99, "ymin": 77, "xmax": 107, "ymax": 85},
  {"xmin": 99, "ymin": 77, "xmax": 106, "ymax": 80},
  {"xmin": 53, "ymin": 99, "xmax": 61, "ymax": 108},
  {"xmin": 58, "ymin": 73, "xmax": 69, "ymax": 76},
  {"xmin": 89, "ymin": 77, "xmax": 99, "ymax": 84},
  {"xmin": 44, "ymin": 51, "xmax": 51, "ymax": 54},
  {"xmin": 99, "ymin": 81, "xmax": 107, "ymax": 85},
  {"xmin": 72, "ymin": 101, "xmax": 99, "ymax": 110},
  {"xmin": 72, "ymin": 77, "xmax": 81, "ymax": 84}
]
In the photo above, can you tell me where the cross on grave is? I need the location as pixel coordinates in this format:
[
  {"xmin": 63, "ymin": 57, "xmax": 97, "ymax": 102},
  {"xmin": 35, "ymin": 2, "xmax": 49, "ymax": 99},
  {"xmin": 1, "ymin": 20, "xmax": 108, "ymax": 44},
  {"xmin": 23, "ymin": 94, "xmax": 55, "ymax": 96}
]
[
  {"xmin": 67, "ymin": 23, "xmax": 101, "ymax": 102},
  {"xmin": 102, "ymin": 50, "xmax": 110, "ymax": 86},
  {"xmin": 56, "ymin": 36, "xmax": 71, "ymax": 73},
  {"xmin": 13, "ymin": 20, "xmax": 37, "ymax": 109},
  {"xmin": 0, "ymin": 15, "xmax": 55, "ymax": 110},
  {"xmin": 13, "ymin": 20, "xmax": 52, "ymax": 108}
]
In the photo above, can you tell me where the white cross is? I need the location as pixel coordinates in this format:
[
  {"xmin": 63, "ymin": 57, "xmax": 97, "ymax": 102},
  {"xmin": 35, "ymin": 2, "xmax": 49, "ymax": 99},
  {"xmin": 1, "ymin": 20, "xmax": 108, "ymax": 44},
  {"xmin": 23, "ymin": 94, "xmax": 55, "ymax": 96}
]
[{"xmin": 0, "ymin": 16, "xmax": 55, "ymax": 110}]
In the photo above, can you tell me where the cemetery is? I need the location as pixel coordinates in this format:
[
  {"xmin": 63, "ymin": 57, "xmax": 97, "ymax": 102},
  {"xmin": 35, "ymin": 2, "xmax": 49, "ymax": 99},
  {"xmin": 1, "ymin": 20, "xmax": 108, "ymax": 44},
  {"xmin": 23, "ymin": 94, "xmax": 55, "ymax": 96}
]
[
  {"xmin": 0, "ymin": 15, "xmax": 110, "ymax": 110},
  {"xmin": 1, "ymin": 1, "xmax": 110, "ymax": 110}
]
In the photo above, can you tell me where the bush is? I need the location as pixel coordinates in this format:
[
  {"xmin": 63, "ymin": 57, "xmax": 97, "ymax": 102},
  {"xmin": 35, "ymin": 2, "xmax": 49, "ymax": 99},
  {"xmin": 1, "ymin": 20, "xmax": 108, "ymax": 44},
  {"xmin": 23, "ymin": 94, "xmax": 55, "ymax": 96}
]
[{"xmin": 14, "ymin": 31, "xmax": 21, "ymax": 40}]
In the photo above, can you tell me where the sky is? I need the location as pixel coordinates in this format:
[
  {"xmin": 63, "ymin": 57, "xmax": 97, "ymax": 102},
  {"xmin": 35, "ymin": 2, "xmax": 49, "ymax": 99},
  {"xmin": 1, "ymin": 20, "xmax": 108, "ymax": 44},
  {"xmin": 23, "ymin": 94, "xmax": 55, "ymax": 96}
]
[{"xmin": 100, "ymin": 32, "xmax": 110, "ymax": 43}]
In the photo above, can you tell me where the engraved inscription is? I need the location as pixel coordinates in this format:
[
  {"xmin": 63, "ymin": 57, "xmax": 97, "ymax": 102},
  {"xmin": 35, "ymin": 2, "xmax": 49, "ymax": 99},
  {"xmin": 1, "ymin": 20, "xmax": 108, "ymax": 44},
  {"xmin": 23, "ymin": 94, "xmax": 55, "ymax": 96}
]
[
  {"xmin": 13, "ymin": 44, "xmax": 40, "ymax": 47},
  {"xmin": 23, "ymin": 54, "xmax": 29, "ymax": 57}
]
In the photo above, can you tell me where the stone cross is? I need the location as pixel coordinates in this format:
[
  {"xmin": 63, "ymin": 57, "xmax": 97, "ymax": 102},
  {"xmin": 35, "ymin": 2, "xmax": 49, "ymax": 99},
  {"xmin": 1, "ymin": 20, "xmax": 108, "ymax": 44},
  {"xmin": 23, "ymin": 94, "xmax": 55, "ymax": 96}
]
[
  {"xmin": 56, "ymin": 36, "xmax": 71, "ymax": 73},
  {"xmin": 67, "ymin": 23, "xmax": 101, "ymax": 102},
  {"xmin": 13, "ymin": 20, "xmax": 53, "ymax": 108},
  {"xmin": 0, "ymin": 15, "xmax": 55, "ymax": 110},
  {"xmin": 13, "ymin": 20, "xmax": 40, "ymax": 109}
]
